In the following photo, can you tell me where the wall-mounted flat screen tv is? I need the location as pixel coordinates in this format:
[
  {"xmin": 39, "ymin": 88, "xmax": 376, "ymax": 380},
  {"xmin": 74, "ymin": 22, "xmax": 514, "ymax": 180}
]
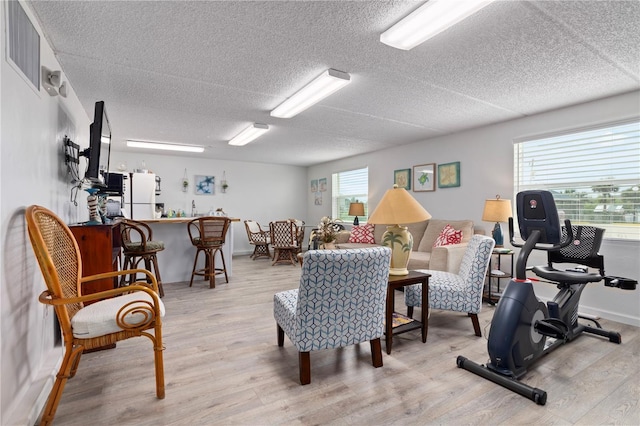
[{"xmin": 82, "ymin": 101, "xmax": 111, "ymax": 187}]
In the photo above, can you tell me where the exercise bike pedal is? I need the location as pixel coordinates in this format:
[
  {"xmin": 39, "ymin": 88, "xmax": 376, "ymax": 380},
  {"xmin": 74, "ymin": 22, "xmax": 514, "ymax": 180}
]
[{"xmin": 535, "ymin": 318, "xmax": 569, "ymax": 340}]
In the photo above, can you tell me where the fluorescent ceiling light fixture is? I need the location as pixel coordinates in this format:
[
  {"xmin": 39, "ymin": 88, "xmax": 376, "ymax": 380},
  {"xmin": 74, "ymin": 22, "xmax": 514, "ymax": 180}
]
[
  {"xmin": 270, "ymin": 69, "xmax": 351, "ymax": 118},
  {"xmin": 126, "ymin": 140, "xmax": 205, "ymax": 153},
  {"xmin": 380, "ymin": 0, "xmax": 496, "ymax": 50},
  {"xmin": 228, "ymin": 123, "xmax": 269, "ymax": 146}
]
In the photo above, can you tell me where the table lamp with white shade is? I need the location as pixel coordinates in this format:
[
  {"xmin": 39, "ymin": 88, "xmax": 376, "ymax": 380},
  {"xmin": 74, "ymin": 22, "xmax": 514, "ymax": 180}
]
[
  {"xmin": 482, "ymin": 195, "xmax": 512, "ymax": 247},
  {"xmin": 368, "ymin": 185, "xmax": 431, "ymax": 275}
]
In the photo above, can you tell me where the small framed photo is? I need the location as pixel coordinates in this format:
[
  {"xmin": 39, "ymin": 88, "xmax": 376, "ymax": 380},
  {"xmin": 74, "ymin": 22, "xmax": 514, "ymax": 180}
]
[
  {"xmin": 394, "ymin": 168, "xmax": 411, "ymax": 190},
  {"xmin": 413, "ymin": 163, "xmax": 435, "ymax": 192},
  {"xmin": 437, "ymin": 162, "xmax": 461, "ymax": 188},
  {"xmin": 319, "ymin": 177, "xmax": 327, "ymax": 192},
  {"xmin": 311, "ymin": 179, "xmax": 318, "ymax": 193}
]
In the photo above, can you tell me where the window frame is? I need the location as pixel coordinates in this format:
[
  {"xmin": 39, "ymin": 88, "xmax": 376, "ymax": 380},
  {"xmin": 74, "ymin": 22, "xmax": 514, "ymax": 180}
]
[
  {"xmin": 513, "ymin": 119, "xmax": 640, "ymax": 241},
  {"xmin": 331, "ymin": 167, "xmax": 369, "ymax": 224}
]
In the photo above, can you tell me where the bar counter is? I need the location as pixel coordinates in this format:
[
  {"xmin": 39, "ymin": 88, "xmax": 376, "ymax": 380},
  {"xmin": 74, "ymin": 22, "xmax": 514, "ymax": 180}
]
[{"xmin": 136, "ymin": 217, "xmax": 240, "ymax": 285}]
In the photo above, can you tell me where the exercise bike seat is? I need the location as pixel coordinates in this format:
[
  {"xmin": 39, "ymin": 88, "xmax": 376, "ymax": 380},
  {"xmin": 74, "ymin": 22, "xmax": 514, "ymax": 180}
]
[
  {"xmin": 532, "ymin": 265, "xmax": 602, "ymax": 284},
  {"xmin": 532, "ymin": 225, "xmax": 605, "ymax": 285}
]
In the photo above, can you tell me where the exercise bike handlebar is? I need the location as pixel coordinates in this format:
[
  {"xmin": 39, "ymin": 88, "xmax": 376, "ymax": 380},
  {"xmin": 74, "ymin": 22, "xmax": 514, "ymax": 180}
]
[{"xmin": 509, "ymin": 218, "xmax": 574, "ymax": 280}]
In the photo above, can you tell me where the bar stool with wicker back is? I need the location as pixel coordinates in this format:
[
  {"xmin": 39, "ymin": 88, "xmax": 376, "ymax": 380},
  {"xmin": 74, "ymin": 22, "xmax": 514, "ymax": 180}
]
[
  {"xmin": 120, "ymin": 219, "xmax": 165, "ymax": 297},
  {"xmin": 188, "ymin": 216, "xmax": 231, "ymax": 288}
]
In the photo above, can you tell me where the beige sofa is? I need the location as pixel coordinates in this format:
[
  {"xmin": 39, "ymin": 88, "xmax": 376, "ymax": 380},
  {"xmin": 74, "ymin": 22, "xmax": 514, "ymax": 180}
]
[{"xmin": 335, "ymin": 219, "xmax": 484, "ymax": 273}]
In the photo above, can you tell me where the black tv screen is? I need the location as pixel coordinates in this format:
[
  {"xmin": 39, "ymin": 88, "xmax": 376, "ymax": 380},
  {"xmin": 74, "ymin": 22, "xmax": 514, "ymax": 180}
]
[{"xmin": 84, "ymin": 101, "xmax": 111, "ymax": 186}]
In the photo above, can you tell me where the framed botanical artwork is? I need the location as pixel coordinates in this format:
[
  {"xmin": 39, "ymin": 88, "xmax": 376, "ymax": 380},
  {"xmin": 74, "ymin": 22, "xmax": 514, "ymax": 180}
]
[
  {"xmin": 394, "ymin": 168, "xmax": 411, "ymax": 190},
  {"xmin": 311, "ymin": 179, "xmax": 318, "ymax": 193},
  {"xmin": 319, "ymin": 177, "xmax": 327, "ymax": 192},
  {"xmin": 195, "ymin": 175, "xmax": 215, "ymax": 195},
  {"xmin": 437, "ymin": 162, "xmax": 461, "ymax": 188},
  {"xmin": 413, "ymin": 163, "xmax": 436, "ymax": 192}
]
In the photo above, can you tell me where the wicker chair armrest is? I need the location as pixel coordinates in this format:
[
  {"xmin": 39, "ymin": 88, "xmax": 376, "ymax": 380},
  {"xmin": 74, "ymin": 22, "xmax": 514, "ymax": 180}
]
[
  {"xmin": 81, "ymin": 268, "xmax": 160, "ymax": 294},
  {"xmin": 39, "ymin": 283, "xmax": 161, "ymax": 308}
]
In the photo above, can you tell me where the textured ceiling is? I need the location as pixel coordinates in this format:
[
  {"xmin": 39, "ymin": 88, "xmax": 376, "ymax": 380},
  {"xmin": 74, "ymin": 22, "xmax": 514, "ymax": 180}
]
[{"xmin": 28, "ymin": 0, "xmax": 640, "ymax": 167}]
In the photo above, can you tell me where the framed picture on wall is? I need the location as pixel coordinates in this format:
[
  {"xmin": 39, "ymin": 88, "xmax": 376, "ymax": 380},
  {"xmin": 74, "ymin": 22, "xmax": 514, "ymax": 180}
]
[
  {"xmin": 413, "ymin": 163, "xmax": 435, "ymax": 192},
  {"xmin": 437, "ymin": 162, "xmax": 460, "ymax": 188},
  {"xmin": 311, "ymin": 179, "xmax": 318, "ymax": 193},
  {"xmin": 194, "ymin": 175, "xmax": 215, "ymax": 195},
  {"xmin": 319, "ymin": 177, "xmax": 327, "ymax": 192},
  {"xmin": 394, "ymin": 168, "xmax": 411, "ymax": 190}
]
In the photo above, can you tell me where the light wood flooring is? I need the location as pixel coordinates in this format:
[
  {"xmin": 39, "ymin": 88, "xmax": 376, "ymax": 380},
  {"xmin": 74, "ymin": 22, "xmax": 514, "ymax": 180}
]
[{"xmin": 50, "ymin": 255, "xmax": 640, "ymax": 425}]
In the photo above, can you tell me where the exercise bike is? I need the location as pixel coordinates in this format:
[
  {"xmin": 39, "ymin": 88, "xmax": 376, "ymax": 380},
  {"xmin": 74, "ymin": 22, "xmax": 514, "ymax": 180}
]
[{"xmin": 457, "ymin": 190, "xmax": 637, "ymax": 405}]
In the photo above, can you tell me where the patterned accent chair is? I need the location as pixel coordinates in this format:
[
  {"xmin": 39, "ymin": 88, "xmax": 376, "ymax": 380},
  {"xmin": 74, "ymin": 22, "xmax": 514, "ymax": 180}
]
[
  {"xmin": 404, "ymin": 235, "xmax": 495, "ymax": 336},
  {"xmin": 273, "ymin": 247, "xmax": 392, "ymax": 385}
]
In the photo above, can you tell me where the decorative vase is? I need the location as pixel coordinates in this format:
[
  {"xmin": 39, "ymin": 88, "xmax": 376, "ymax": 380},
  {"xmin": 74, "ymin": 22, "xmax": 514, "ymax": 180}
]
[
  {"xmin": 320, "ymin": 241, "xmax": 336, "ymax": 250},
  {"xmin": 85, "ymin": 187, "xmax": 102, "ymax": 225},
  {"xmin": 381, "ymin": 225, "xmax": 413, "ymax": 275}
]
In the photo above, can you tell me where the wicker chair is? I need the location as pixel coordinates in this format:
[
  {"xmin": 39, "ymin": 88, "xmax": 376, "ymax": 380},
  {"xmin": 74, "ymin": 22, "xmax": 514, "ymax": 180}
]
[
  {"xmin": 25, "ymin": 205, "xmax": 165, "ymax": 426},
  {"xmin": 120, "ymin": 219, "xmax": 165, "ymax": 297},
  {"xmin": 188, "ymin": 216, "xmax": 231, "ymax": 288},
  {"xmin": 269, "ymin": 220, "xmax": 300, "ymax": 266},
  {"xmin": 244, "ymin": 220, "xmax": 271, "ymax": 260},
  {"xmin": 289, "ymin": 218, "xmax": 305, "ymax": 255}
]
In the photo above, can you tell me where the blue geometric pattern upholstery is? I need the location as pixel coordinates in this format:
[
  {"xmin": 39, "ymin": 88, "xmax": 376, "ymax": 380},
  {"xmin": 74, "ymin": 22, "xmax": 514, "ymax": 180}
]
[
  {"xmin": 273, "ymin": 246, "xmax": 391, "ymax": 384},
  {"xmin": 404, "ymin": 235, "xmax": 494, "ymax": 336}
]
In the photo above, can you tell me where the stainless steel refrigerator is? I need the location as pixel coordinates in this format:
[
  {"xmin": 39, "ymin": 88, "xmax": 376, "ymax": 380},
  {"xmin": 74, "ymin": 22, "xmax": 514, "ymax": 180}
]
[{"xmin": 125, "ymin": 172, "xmax": 156, "ymax": 219}]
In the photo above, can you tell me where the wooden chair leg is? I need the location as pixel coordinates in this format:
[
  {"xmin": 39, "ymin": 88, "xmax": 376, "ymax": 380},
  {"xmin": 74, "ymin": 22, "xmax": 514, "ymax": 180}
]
[
  {"xmin": 207, "ymin": 249, "xmax": 215, "ymax": 289},
  {"xmin": 150, "ymin": 254, "xmax": 164, "ymax": 297},
  {"xmin": 277, "ymin": 324, "xmax": 285, "ymax": 347},
  {"xmin": 40, "ymin": 344, "xmax": 84, "ymax": 426},
  {"xmin": 153, "ymin": 323, "xmax": 166, "ymax": 399},
  {"xmin": 469, "ymin": 313, "xmax": 482, "ymax": 336},
  {"xmin": 217, "ymin": 248, "xmax": 229, "ymax": 283},
  {"xmin": 189, "ymin": 248, "xmax": 200, "ymax": 287},
  {"xmin": 299, "ymin": 352, "xmax": 311, "ymax": 385},
  {"xmin": 370, "ymin": 338, "xmax": 383, "ymax": 368}
]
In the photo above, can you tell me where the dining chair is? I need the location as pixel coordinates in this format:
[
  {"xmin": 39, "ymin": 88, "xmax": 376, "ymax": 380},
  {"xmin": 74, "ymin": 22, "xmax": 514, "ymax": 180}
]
[
  {"xmin": 25, "ymin": 205, "xmax": 165, "ymax": 426},
  {"xmin": 244, "ymin": 220, "xmax": 271, "ymax": 260},
  {"xmin": 269, "ymin": 220, "xmax": 300, "ymax": 266}
]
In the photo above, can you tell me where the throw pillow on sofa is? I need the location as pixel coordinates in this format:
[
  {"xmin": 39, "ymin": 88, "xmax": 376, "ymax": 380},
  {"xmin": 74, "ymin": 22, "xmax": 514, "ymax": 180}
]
[
  {"xmin": 348, "ymin": 224, "xmax": 375, "ymax": 244},
  {"xmin": 433, "ymin": 224, "xmax": 463, "ymax": 247}
]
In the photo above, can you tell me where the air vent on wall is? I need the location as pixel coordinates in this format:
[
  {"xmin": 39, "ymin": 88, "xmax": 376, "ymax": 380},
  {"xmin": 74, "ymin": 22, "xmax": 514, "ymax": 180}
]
[{"xmin": 7, "ymin": 0, "xmax": 40, "ymax": 90}]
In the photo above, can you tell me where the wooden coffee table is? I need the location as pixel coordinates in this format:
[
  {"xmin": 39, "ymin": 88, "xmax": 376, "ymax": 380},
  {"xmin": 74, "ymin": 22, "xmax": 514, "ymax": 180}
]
[{"xmin": 385, "ymin": 271, "xmax": 430, "ymax": 354}]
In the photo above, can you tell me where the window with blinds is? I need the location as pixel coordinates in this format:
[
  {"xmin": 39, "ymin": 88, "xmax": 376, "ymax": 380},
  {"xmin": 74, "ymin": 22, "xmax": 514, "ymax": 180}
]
[
  {"xmin": 332, "ymin": 167, "xmax": 368, "ymax": 222},
  {"xmin": 514, "ymin": 120, "xmax": 640, "ymax": 240}
]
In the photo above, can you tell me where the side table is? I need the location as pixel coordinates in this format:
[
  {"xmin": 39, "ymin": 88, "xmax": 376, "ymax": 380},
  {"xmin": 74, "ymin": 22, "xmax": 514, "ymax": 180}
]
[
  {"xmin": 484, "ymin": 249, "xmax": 514, "ymax": 305},
  {"xmin": 385, "ymin": 271, "xmax": 430, "ymax": 354}
]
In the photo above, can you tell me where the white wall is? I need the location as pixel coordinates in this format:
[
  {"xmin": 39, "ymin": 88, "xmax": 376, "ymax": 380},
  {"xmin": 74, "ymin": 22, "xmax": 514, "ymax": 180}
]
[
  {"xmin": 1, "ymin": 2, "xmax": 91, "ymax": 424},
  {"xmin": 308, "ymin": 91, "xmax": 640, "ymax": 326},
  {"xmin": 109, "ymin": 151, "xmax": 307, "ymax": 255},
  {"xmin": 0, "ymin": 4, "xmax": 307, "ymax": 424}
]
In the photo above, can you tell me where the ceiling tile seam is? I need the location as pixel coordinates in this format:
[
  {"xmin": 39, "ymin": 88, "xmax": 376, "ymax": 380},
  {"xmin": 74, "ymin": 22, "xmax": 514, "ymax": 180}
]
[
  {"xmin": 315, "ymin": 105, "xmax": 446, "ymax": 133},
  {"xmin": 54, "ymin": 50, "xmax": 284, "ymax": 101},
  {"xmin": 527, "ymin": 2, "xmax": 640, "ymax": 83}
]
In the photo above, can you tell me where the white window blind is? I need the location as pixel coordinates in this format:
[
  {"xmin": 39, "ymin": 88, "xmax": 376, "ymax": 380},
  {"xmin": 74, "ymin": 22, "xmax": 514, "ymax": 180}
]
[
  {"xmin": 514, "ymin": 120, "xmax": 640, "ymax": 240},
  {"xmin": 332, "ymin": 167, "xmax": 368, "ymax": 222}
]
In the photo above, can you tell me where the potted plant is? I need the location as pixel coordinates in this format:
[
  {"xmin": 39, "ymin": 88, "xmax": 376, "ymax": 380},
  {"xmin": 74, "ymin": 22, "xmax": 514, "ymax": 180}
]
[{"xmin": 317, "ymin": 216, "xmax": 338, "ymax": 249}]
